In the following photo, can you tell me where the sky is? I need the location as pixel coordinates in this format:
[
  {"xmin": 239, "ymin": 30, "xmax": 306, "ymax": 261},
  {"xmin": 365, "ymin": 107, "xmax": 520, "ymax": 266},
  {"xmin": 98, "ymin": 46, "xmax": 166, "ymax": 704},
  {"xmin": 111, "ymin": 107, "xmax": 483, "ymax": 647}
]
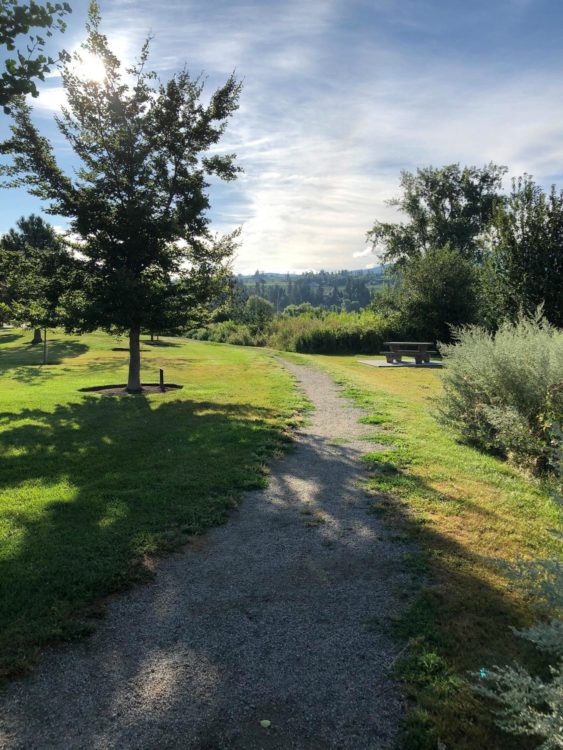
[{"xmin": 1, "ymin": 0, "xmax": 563, "ymax": 273}]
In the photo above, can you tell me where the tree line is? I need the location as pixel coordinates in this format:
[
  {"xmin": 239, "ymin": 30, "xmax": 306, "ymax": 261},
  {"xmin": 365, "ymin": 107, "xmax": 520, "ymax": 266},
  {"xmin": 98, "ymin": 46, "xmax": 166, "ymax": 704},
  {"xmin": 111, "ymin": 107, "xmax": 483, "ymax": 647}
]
[
  {"xmin": 368, "ymin": 163, "xmax": 563, "ymax": 341},
  {"xmin": 237, "ymin": 269, "xmax": 379, "ymax": 312}
]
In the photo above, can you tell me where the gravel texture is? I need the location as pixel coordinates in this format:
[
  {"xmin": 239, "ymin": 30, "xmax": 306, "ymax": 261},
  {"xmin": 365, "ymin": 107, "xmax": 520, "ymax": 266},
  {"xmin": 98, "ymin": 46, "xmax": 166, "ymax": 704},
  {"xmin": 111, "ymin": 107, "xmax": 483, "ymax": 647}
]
[{"xmin": 0, "ymin": 359, "xmax": 410, "ymax": 750}]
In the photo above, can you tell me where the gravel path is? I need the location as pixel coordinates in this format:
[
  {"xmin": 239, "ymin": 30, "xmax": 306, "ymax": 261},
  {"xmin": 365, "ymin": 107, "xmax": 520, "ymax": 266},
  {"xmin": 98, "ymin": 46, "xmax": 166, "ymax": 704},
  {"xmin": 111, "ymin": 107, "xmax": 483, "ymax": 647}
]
[{"xmin": 0, "ymin": 359, "xmax": 410, "ymax": 750}]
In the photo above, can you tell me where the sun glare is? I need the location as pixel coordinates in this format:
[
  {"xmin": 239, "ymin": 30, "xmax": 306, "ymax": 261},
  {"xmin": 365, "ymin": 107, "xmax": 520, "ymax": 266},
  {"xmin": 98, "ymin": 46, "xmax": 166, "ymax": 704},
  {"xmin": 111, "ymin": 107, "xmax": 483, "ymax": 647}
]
[{"xmin": 75, "ymin": 51, "xmax": 107, "ymax": 83}]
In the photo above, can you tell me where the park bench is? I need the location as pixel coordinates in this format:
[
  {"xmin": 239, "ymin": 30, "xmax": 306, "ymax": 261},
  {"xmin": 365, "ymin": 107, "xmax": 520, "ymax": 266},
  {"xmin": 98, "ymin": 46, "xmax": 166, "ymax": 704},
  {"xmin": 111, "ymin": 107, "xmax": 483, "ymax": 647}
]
[{"xmin": 381, "ymin": 341, "xmax": 437, "ymax": 365}]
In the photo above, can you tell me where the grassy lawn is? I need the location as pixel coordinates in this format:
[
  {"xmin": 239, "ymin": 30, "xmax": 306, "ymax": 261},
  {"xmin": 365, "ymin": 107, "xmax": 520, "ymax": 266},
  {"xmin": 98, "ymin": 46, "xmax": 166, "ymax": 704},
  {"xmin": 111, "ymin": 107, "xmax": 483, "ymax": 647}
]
[
  {"xmin": 2, "ymin": 331, "xmax": 560, "ymax": 748},
  {"xmin": 288, "ymin": 352, "xmax": 562, "ymax": 750},
  {"xmin": 0, "ymin": 330, "xmax": 305, "ymax": 679}
]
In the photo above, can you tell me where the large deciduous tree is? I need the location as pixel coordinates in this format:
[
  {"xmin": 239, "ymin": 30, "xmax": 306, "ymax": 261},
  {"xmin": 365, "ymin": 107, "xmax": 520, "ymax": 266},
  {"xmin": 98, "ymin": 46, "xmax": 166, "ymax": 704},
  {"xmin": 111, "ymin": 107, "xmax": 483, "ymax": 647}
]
[
  {"xmin": 2, "ymin": 1, "xmax": 242, "ymax": 392},
  {"xmin": 367, "ymin": 163, "xmax": 506, "ymax": 265},
  {"xmin": 0, "ymin": 0, "xmax": 71, "ymax": 113}
]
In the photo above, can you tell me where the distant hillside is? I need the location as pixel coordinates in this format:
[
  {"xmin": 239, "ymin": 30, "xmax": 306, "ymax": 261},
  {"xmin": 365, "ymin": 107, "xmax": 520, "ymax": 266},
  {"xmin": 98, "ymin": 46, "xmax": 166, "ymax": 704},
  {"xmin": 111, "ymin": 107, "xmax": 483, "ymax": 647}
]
[{"xmin": 236, "ymin": 267, "xmax": 386, "ymax": 312}]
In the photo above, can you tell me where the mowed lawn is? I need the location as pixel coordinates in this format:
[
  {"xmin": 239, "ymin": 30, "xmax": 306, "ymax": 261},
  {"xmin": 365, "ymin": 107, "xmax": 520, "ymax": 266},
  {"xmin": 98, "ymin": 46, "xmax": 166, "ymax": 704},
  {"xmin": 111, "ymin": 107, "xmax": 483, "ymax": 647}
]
[
  {"xmin": 0, "ymin": 330, "xmax": 305, "ymax": 678},
  {"xmin": 290, "ymin": 352, "xmax": 562, "ymax": 750}
]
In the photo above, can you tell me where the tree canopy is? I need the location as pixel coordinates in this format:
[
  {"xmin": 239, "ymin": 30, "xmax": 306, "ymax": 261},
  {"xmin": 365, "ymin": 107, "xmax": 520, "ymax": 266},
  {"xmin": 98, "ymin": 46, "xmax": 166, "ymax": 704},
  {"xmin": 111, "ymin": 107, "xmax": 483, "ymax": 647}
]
[
  {"xmin": 0, "ymin": 0, "xmax": 71, "ymax": 113},
  {"xmin": 481, "ymin": 175, "xmax": 563, "ymax": 327},
  {"xmin": 1, "ymin": 1, "xmax": 242, "ymax": 391},
  {"xmin": 243, "ymin": 294, "xmax": 275, "ymax": 332},
  {"xmin": 0, "ymin": 213, "xmax": 73, "ymax": 343},
  {"xmin": 367, "ymin": 163, "xmax": 507, "ymax": 265},
  {"xmin": 396, "ymin": 244, "xmax": 478, "ymax": 342}
]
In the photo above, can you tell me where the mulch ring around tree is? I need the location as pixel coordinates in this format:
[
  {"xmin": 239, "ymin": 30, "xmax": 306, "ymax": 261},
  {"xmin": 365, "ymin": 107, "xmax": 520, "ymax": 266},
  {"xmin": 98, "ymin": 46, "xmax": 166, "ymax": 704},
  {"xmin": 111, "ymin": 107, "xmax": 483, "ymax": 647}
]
[{"xmin": 79, "ymin": 384, "xmax": 183, "ymax": 396}]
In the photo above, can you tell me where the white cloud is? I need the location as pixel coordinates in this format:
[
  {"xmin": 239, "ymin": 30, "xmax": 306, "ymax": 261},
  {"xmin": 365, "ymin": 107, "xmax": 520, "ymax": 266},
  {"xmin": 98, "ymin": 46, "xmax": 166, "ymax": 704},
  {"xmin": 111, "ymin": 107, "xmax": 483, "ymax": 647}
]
[
  {"xmin": 353, "ymin": 247, "xmax": 373, "ymax": 259},
  {"xmin": 32, "ymin": 86, "xmax": 67, "ymax": 112},
  {"xmin": 19, "ymin": 0, "xmax": 563, "ymax": 273}
]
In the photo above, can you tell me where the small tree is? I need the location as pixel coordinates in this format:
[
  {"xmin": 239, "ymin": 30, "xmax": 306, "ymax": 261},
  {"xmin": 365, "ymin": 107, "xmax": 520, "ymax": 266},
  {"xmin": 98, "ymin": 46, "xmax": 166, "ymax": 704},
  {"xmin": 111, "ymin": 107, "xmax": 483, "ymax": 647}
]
[
  {"xmin": 0, "ymin": 0, "xmax": 71, "ymax": 113},
  {"xmin": 395, "ymin": 245, "xmax": 478, "ymax": 341},
  {"xmin": 0, "ymin": 214, "xmax": 73, "ymax": 346},
  {"xmin": 2, "ymin": 2, "xmax": 242, "ymax": 391},
  {"xmin": 243, "ymin": 295, "xmax": 275, "ymax": 333}
]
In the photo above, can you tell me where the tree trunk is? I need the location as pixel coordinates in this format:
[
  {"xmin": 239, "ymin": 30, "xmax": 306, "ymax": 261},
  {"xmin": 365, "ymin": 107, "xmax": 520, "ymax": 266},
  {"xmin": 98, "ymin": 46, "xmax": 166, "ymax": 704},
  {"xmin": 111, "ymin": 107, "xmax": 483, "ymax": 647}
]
[
  {"xmin": 31, "ymin": 327, "xmax": 43, "ymax": 345},
  {"xmin": 42, "ymin": 328, "xmax": 48, "ymax": 365},
  {"xmin": 127, "ymin": 326, "xmax": 142, "ymax": 393},
  {"xmin": 150, "ymin": 332, "xmax": 154, "ymax": 342}
]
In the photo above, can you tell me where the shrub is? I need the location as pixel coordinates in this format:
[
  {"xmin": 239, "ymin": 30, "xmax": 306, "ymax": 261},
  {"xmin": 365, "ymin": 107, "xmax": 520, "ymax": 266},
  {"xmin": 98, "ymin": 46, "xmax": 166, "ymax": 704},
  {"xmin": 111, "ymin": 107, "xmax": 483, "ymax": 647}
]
[
  {"xmin": 438, "ymin": 311, "xmax": 563, "ymax": 472},
  {"xmin": 478, "ymin": 616, "xmax": 563, "ymax": 749},
  {"xmin": 187, "ymin": 321, "xmax": 265, "ymax": 347},
  {"xmin": 189, "ymin": 309, "xmax": 400, "ymax": 355},
  {"xmin": 269, "ymin": 310, "xmax": 398, "ymax": 354},
  {"xmin": 475, "ymin": 437, "xmax": 563, "ymax": 749},
  {"xmin": 281, "ymin": 303, "xmax": 324, "ymax": 318}
]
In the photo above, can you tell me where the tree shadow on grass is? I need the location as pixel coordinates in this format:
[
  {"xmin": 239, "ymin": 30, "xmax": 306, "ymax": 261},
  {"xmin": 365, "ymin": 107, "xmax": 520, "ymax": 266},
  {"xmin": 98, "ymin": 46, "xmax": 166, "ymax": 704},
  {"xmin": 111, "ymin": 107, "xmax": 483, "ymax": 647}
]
[
  {"xmin": 0, "ymin": 337, "xmax": 89, "ymax": 373},
  {"xmin": 0, "ymin": 333, "xmax": 23, "ymax": 345},
  {"xmin": 0, "ymin": 383, "xmax": 545, "ymax": 749},
  {"xmin": 356, "ymin": 479, "xmax": 544, "ymax": 747},
  {"xmin": 0, "ymin": 393, "xmax": 284, "ymax": 679},
  {"xmin": 0, "ymin": 399, "xmax": 539, "ymax": 749},
  {"xmin": 9, "ymin": 360, "xmax": 116, "ymax": 386},
  {"xmin": 143, "ymin": 338, "xmax": 181, "ymax": 347}
]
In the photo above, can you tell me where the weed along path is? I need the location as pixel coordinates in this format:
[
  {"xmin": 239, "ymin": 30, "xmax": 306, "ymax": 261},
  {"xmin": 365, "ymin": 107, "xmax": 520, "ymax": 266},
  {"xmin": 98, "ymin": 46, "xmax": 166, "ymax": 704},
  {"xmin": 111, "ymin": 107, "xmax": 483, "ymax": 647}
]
[{"xmin": 0, "ymin": 359, "xmax": 410, "ymax": 750}]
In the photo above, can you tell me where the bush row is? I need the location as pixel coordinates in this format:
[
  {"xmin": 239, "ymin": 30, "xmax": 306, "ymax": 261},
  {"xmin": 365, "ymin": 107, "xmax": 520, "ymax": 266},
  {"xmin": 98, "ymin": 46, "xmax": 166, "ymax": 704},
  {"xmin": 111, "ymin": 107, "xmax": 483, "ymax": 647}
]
[
  {"xmin": 269, "ymin": 310, "xmax": 398, "ymax": 354},
  {"xmin": 188, "ymin": 320, "xmax": 266, "ymax": 347},
  {"xmin": 189, "ymin": 310, "xmax": 399, "ymax": 355}
]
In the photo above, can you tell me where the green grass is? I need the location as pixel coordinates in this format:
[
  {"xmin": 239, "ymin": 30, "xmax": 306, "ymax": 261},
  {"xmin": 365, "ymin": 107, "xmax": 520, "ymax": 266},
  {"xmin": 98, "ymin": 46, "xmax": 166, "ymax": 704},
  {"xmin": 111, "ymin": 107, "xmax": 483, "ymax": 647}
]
[
  {"xmin": 3, "ymin": 331, "xmax": 561, "ymax": 747},
  {"xmin": 285, "ymin": 352, "xmax": 562, "ymax": 750},
  {"xmin": 0, "ymin": 329, "xmax": 306, "ymax": 679}
]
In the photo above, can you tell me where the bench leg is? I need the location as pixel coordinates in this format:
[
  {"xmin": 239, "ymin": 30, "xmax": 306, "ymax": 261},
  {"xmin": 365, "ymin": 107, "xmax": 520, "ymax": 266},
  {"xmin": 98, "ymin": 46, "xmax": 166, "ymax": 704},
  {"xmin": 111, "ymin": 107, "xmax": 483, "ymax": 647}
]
[
  {"xmin": 414, "ymin": 355, "xmax": 424, "ymax": 365},
  {"xmin": 385, "ymin": 354, "xmax": 394, "ymax": 363}
]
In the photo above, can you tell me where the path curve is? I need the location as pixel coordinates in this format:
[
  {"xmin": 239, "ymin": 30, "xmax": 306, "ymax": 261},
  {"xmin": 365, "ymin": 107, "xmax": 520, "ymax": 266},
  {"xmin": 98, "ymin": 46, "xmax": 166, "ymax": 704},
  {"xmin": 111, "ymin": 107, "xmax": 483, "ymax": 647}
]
[{"xmin": 0, "ymin": 360, "xmax": 409, "ymax": 750}]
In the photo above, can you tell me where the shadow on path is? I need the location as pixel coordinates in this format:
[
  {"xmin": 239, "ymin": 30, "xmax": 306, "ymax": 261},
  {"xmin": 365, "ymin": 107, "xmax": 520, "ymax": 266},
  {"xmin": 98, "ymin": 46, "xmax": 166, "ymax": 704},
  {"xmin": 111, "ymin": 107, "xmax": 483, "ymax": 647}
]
[{"xmin": 0, "ymin": 361, "xmax": 532, "ymax": 750}]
